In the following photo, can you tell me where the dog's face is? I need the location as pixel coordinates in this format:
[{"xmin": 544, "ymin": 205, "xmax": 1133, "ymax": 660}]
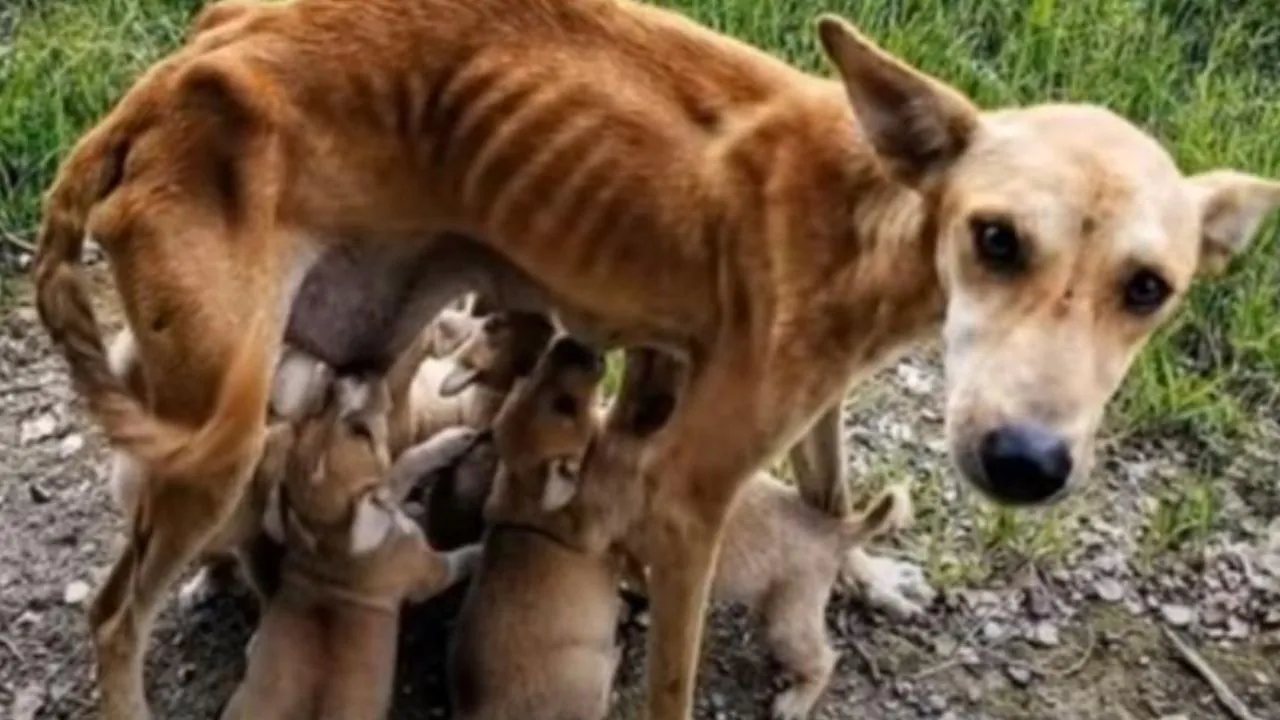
[
  {"xmin": 264, "ymin": 375, "xmax": 404, "ymax": 556},
  {"xmin": 439, "ymin": 311, "xmax": 556, "ymax": 397},
  {"xmin": 489, "ymin": 336, "xmax": 605, "ymax": 514},
  {"xmin": 819, "ymin": 16, "xmax": 1280, "ymax": 506}
]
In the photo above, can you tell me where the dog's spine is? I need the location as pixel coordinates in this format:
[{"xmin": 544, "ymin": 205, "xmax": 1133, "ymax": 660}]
[{"xmin": 33, "ymin": 122, "xmax": 270, "ymax": 484}]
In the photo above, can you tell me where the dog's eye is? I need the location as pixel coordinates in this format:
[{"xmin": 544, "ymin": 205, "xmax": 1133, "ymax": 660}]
[
  {"xmin": 1122, "ymin": 268, "xmax": 1171, "ymax": 315},
  {"xmin": 551, "ymin": 393, "xmax": 578, "ymax": 417},
  {"xmin": 971, "ymin": 218, "xmax": 1026, "ymax": 275}
]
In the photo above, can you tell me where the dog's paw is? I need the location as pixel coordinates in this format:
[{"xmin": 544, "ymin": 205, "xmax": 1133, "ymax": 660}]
[{"xmin": 843, "ymin": 549, "xmax": 935, "ymax": 619}]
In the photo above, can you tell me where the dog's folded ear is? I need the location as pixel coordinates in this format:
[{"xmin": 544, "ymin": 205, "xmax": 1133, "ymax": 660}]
[
  {"xmin": 541, "ymin": 457, "xmax": 581, "ymax": 512},
  {"xmin": 349, "ymin": 490, "xmax": 398, "ymax": 555},
  {"xmin": 815, "ymin": 14, "xmax": 979, "ymax": 186},
  {"xmin": 1187, "ymin": 170, "xmax": 1280, "ymax": 276}
]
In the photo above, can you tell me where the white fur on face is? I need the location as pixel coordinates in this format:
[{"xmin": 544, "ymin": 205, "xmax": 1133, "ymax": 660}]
[{"xmin": 540, "ymin": 458, "xmax": 580, "ymax": 512}]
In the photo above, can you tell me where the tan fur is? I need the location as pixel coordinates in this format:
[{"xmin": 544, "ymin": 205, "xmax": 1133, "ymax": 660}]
[
  {"xmin": 32, "ymin": 1, "xmax": 1280, "ymax": 716},
  {"xmin": 222, "ymin": 375, "xmax": 478, "ymax": 720},
  {"xmin": 448, "ymin": 337, "xmax": 631, "ymax": 720},
  {"xmin": 388, "ymin": 310, "xmax": 554, "ymax": 457}
]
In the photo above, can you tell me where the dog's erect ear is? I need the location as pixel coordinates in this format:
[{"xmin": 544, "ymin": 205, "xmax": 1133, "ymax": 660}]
[
  {"xmin": 439, "ymin": 364, "xmax": 481, "ymax": 397},
  {"xmin": 1187, "ymin": 170, "xmax": 1280, "ymax": 276},
  {"xmin": 262, "ymin": 484, "xmax": 287, "ymax": 543},
  {"xmin": 816, "ymin": 14, "xmax": 979, "ymax": 185},
  {"xmin": 541, "ymin": 457, "xmax": 581, "ymax": 512},
  {"xmin": 349, "ymin": 491, "xmax": 397, "ymax": 556}
]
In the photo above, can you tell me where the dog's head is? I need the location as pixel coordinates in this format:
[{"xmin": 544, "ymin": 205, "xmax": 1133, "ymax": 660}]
[
  {"xmin": 438, "ymin": 311, "xmax": 557, "ymax": 397},
  {"xmin": 263, "ymin": 374, "xmax": 408, "ymax": 557},
  {"xmin": 817, "ymin": 16, "xmax": 1280, "ymax": 507},
  {"xmin": 488, "ymin": 335, "xmax": 606, "ymax": 516}
]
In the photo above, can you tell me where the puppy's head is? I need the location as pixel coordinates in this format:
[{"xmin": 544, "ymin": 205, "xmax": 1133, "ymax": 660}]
[
  {"xmin": 263, "ymin": 375, "xmax": 405, "ymax": 557},
  {"xmin": 818, "ymin": 16, "xmax": 1280, "ymax": 506},
  {"xmin": 438, "ymin": 311, "xmax": 556, "ymax": 397},
  {"xmin": 489, "ymin": 336, "xmax": 606, "ymax": 515}
]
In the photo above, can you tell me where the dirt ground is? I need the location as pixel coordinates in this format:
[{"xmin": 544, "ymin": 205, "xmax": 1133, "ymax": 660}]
[{"xmin": 2, "ymin": 267, "xmax": 1279, "ymax": 719}]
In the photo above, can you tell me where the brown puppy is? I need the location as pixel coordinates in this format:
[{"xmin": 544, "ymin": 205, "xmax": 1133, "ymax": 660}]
[
  {"xmin": 387, "ymin": 310, "xmax": 555, "ymax": 457},
  {"xmin": 221, "ymin": 374, "xmax": 478, "ymax": 720},
  {"xmin": 32, "ymin": 1, "xmax": 1280, "ymax": 716},
  {"xmin": 447, "ymin": 336, "xmax": 631, "ymax": 720}
]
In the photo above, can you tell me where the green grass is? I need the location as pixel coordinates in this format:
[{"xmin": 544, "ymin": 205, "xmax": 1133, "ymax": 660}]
[{"xmin": 2, "ymin": 0, "xmax": 1277, "ymax": 449}]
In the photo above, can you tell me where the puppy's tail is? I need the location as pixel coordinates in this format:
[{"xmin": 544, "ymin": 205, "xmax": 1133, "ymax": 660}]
[
  {"xmin": 33, "ymin": 121, "xmax": 271, "ymax": 485},
  {"xmin": 836, "ymin": 484, "xmax": 912, "ymax": 550}
]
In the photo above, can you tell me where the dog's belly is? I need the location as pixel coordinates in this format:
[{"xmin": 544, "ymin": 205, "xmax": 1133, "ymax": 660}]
[
  {"xmin": 283, "ymin": 234, "xmax": 691, "ymax": 372},
  {"xmin": 283, "ymin": 234, "xmax": 547, "ymax": 372}
]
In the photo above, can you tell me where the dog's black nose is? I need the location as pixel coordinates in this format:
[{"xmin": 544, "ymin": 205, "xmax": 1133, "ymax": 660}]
[{"xmin": 978, "ymin": 424, "xmax": 1072, "ymax": 505}]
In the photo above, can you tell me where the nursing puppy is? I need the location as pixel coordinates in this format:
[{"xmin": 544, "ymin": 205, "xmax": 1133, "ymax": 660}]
[
  {"xmin": 220, "ymin": 375, "xmax": 479, "ymax": 720},
  {"xmin": 447, "ymin": 337, "xmax": 636, "ymax": 720},
  {"xmin": 387, "ymin": 310, "xmax": 555, "ymax": 458}
]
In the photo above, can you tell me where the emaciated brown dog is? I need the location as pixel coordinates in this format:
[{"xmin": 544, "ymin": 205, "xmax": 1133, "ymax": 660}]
[{"xmin": 31, "ymin": 0, "xmax": 1280, "ymax": 717}]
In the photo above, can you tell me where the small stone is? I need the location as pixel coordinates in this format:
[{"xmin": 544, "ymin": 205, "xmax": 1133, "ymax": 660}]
[
  {"xmin": 709, "ymin": 692, "xmax": 725, "ymax": 710},
  {"xmin": 981, "ymin": 620, "xmax": 1007, "ymax": 642},
  {"xmin": 966, "ymin": 685, "xmax": 982, "ymax": 703},
  {"xmin": 1137, "ymin": 654, "xmax": 1150, "ymax": 667},
  {"xmin": 926, "ymin": 694, "xmax": 948, "ymax": 712},
  {"xmin": 1030, "ymin": 622, "xmax": 1061, "ymax": 648},
  {"xmin": 892, "ymin": 680, "xmax": 914, "ymax": 698},
  {"xmin": 1160, "ymin": 604, "xmax": 1194, "ymax": 627},
  {"xmin": 58, "ymin": 433, "xmax": 85, "ymax": 457},
  {"xmin": 63, "ymin": 580, "xmax": 91, "ymax": 606},
  {"xmin": 1226, "ymin": 616, "xmax": 1250, "ymax": 639},
  {"xmin": 20, "ymin": 414, "xmax": 58, "ymax": 445},
  {"xmin": 1200, "ymin": 606, "xmax": 1227, "ymax": 628},
  {"xmin": 1157, "ymin": 715, "xmax": 1189, "ymax": 720},
  {"xmin": 1093, "ymin": 578, "xmax": 1124, "ymax": 603},
  {"xmin": 933, "ymin": 636, "xmax": 958, "ymax": 656},
  {"xmin": 28, "ymin": 484, "xmax": 52, "ymax": 504},
  {"xmin": 1024, "ymin": 588, "xmax": 1053, "ymax": 619},
  {"xmin": 1005, "ymin": 664, "xmax": 1032, "ymax": 687},
  {"xmin": 10, "ymin": 683, "xmax": 45, "ymax": 720}
]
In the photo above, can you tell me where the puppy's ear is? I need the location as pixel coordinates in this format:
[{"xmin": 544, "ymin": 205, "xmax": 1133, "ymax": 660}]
[
  {"xmin": 434, "ymin": 310, "xmax": 476, "ymax": 354},
  {"xmin": 439, "ymin": 364, "xmax": 481, "ymax": 397},
  {"xmin": 1187, "ymin": 170, "xmax": 1280, "ymax": 276},
  {"xmin": 541, "ymin": 457, "xmax": 581, "ymax": 512},
  {"xmin": 255, "ymin": 424, "xmax": 294, "ymax": 483},
  {"xmin": 262, "ymin": 484, "xmax": 287, "ymax": 543},
  {"xmin": 349, "ymin": 491, "xmax": 397, "ymax": 556},
  {"xmin": 816, "ymin": 14, "xmax": 979, "ymax": 185}
]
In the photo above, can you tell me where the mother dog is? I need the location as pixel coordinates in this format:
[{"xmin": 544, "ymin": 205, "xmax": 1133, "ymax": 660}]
[{"xmin": 32, "ymin": 0, "xmax": 1280, "ymax": 717}]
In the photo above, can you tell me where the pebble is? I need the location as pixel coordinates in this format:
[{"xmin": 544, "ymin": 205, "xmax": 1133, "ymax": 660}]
[
  {"xmin": 1030, "ymin": 622, "xmax": 1061, "ymax": 647},
  {"xmin": 28, "ymin": 483, "xmax": 52, "ymax": 504},
  {"xmin": 63, "ymin": 580, "xmax": 91, "ymax": 606},
  {"xmin": 1160, "ymin": 604, "xmax": 1194, "ymax": 627},
  {"xmin": 1024, "ymin": 588, "xmax": 1053, "ymax": 619},
  {"xmin": 1005, "ymin": 664, "xmax": 1032, "ymax": 687},
  {"xmin": 10, "ymin": 683, "xmax": 45, "ymax": 720},
  {"xmin": 20, "ymin": 413, "xmax": 58, "ymax": 445},
  {"xmin": 926, "ymin": 693, "xmax": 948, "ymax": 712},
  {"xmin": 1093, "ymin": 577, "xmax": 1124, "ymax": 603},
  {"xmin": 58, "ymin": 433, "xmax": 84, "ymax": 457},
  {"xmin": 981, "ymin": 620, "xmax": 1007, "ymax": 642}
]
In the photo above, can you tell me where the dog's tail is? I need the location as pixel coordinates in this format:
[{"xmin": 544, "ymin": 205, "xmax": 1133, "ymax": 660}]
[
  {"xmin": 33, "ymin": 121, "xmax": 271, "ymax": 485},
  {"xmin": 836, "ymin": 483, "xmax": 912, "ymax": 550}
]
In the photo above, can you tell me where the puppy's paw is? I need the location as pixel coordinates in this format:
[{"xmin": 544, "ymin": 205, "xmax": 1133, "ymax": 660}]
[
  {"xmin": 771, "ymin": 687, "xmax": 815, "ymax": 720},
  {"xmin": 843, "ymin": 549, "xmax": 935, "ymax": 619}
]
